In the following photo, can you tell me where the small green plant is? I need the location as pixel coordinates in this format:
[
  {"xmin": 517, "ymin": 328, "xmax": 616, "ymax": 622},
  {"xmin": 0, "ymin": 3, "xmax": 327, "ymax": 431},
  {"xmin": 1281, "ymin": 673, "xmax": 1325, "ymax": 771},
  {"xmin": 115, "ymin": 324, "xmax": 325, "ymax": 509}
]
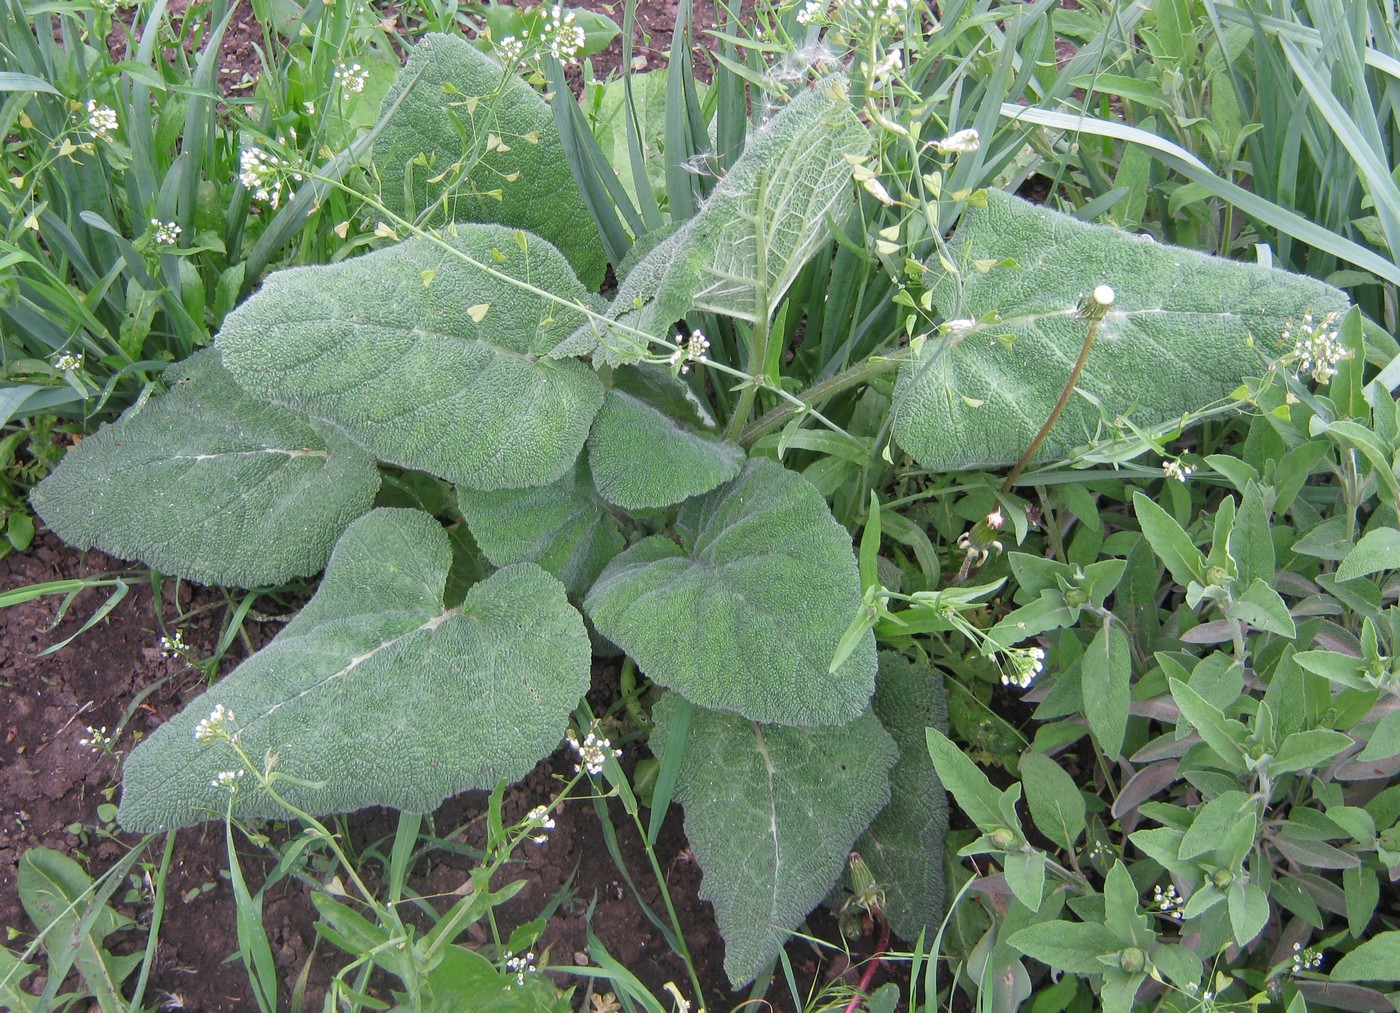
[{"xmin": 23, "ymin": 0, "xmax": 1391, "ymax": 1003}]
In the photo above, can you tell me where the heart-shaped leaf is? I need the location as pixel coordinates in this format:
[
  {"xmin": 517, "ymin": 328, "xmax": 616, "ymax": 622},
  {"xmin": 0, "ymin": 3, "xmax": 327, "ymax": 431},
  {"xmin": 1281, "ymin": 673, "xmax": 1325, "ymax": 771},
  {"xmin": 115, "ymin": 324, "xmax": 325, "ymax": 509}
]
[
  {"xmin": 892, "ymin": 190, "xmax": 1349, "ymax": 471},
  {"xmin": 374, "ymin": 33, "xmax": 606, "ymax": 288},
  {"xmin": 650, "ymin": 693, "xmax": 896, "ymax": 987},
  {"xmin": 587, "ymin": 366, "xmax": 744, "ymax": 509},
  {"xmin": 552, "ymin": 82, "xmax": 869, "ymax": 364},
  {"xmin": 584, "ymin": 458, "xmax": 876, "ymax": 726},
  {"xmin": 218, "ymin": 226, "xmax": 604, "ymax": 491},
  {"xmin": 118, "ymin": 508, "xmax": 590, "ymax": 831},
  {"xmin": 458, "ymin": 457, "xmax": 623, "ymax": 597},
  {"xmin": 30, "ymin": 350, "xmax": 380, "ymax": 587}
]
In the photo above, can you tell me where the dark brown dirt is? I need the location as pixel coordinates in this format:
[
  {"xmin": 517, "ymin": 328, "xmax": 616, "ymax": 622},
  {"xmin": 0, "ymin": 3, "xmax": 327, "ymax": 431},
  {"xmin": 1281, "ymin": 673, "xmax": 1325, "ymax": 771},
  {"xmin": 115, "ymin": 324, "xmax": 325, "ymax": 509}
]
[{"xmin": 2, "ymin": 533, "xmax": 896, "ymax": 1011}]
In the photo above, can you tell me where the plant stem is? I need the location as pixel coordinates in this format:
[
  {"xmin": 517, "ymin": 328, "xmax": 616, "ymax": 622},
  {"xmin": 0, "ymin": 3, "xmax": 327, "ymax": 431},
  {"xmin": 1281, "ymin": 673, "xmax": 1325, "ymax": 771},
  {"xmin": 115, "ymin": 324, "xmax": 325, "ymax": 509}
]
[
  {"xmin": 1001, "ymin": 311, "xmax": 1105, "ymax": 494},
  {"xmin": 739, "ymin": 352, "xmax": 907, "ymax": 447},
  {"xmin": 842, "ymin": 908, "xmax": 891, "ymax": 1013}
]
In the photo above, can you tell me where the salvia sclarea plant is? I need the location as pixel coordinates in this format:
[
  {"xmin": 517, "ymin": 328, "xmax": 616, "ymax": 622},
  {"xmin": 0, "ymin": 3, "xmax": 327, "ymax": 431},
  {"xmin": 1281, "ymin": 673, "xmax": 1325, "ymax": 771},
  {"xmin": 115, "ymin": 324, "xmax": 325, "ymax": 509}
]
[{"xmin": 30, "ymin": 27, "xmax": 1347, "ymax": 985}]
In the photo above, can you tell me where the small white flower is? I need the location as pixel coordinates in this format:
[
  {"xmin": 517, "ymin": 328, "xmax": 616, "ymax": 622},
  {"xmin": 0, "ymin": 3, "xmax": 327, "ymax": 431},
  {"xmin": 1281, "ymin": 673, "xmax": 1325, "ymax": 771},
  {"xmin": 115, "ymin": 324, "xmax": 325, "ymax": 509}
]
[
  {"xmin": 79, "ymin": 725, "xmax": 112, "ymax": 753},
  {"xmin": 545, "ymin": 4, "xmax": 587, "ymax": 63},
  {"xmin": 52, "ymin": 351, "xmax": 84, "ymax": 372},
  {"xmin": 159, "ymin": 630, "xmax": 189, "ymax": 657},
  {"xmin": 1291, "ymin": 942, "xmax": 1324, "ymax": 974},
  {"xmin": 238, "ymin": 146, "xmax": 286, "ymax": 208},
  {"xmin": 496, "ymin": 34, "xmax": 526, "ymax": 66},
  {"xmin": 504, "ymin": 951, "xmax": 537, "ymax": 986},
  {"xmin": 333, "ymin": 60, "xmax": 369, "ymax": 94},
  {"xmin": 933, "ymin": 128, "xmax": 980, "ymax": 154},
  {"xmin": 1151, "ymin": 883, "xmax": 1185, "ymax": 921},
  {"xmin": 1162, "ymin": 458, "xmax": 1194, "ymax": 483},
  {"xmin": 1000, "ymin": 646, "xmax": 1044, "ymax": 689},
  {"xmin": 865, "ymin": 47, "xmax": 902, "ymax": 87},
  {"xmin": 85, "ymin": 100, "xmax": 118, "ymax": 139},
  {"xmin": 210, "ymin": 769, "xmax": 246, "ymax": 793},
  {"xmin": 567, "ymin": 726, "xmax": 621, "ymax": 777},
  {"xmin": 150, "ymin": 219, "xmax": 182, "ymax": 246},
  {"xmin": 667, "ymin": 329, "xmax": 710, "ymax": 374},
  {"xmin": 1091, "ymin": 284, "xmax": 1115, "ymax": 308},
  {"xmin": 194, "ymin": 703, "xmax": 235, "ymax": 743},
  {"xmin": 795, "ymin": 0, "xmax": 825, "ymax": 23}
]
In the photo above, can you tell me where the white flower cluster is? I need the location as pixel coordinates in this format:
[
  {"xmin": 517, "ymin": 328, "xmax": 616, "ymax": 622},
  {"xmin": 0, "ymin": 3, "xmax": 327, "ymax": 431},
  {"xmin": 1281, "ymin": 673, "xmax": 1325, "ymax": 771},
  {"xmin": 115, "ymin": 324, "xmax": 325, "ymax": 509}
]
[
  {"xmin": 526, "ymin": 804, "xmax": 555, "ymax": 844},
  {"xmin": 150, "ymin": 219, "xmax": 182, "ymax": 246},
  {"xmin": 1284, "ymin": 309, "xmax": 1347, "ymax": 384},
  {"xmin": 865, "ymin": 47, "xmax": 902, "ymax": 87},
  {"xmin": 85, "ymin": 100, "xmax": 118, "ymax": 140},
  {"xmin": 210, "ymin": 769, "xmax": 245, "ymax": 793},
  {"xmin": 334, "ymin": 60, "xmax": 369, "ymax": 94},
  {"xmin": 194, "ymin": 703, "xmax": 235, "ymax": 743},
  {"xmin": 159, "ymin": 630, "xmax": 189, "ymax": 657},
  {"xmin": 52, "ymin": 351, "xmax": 84, "ymax": 372},
  {"xmin": 504, "ymin": 951, "xmax": 537, "ymax": 986},
  {"xmin": 239, "ymin": 145, "xmax": 295, "ymax": 208},
  {"xmin": 795, "ymin": 0, "xmax": 825, "ymax": 23},
  {"xmin": 1152, "ymin": 883, "xmax": 1185, "ymax": 921},
  {"xmin": 1162, "ymin": 458, "xmax": 1194, "ymax": 483},
  {"xmin": 667, "ymin": 329, "xmax": 710, "ymax": 374},
  {"xmin": 496, "ymin": 4, "xmax": 586, "ymax": 68},
  {"xmin": 543, "ymin": 4, "xmax": 586, "ymax": 62},
  {"xmin": 1000, "ymin": 646, "xmax": 1044, "ymax": 689},
  {"xmin": 79, "ymin": 725, "xmax": 112, "ymax": 754},
  {"xmin": 568, "ymin": 727, "xmax": 620, "ymax": 776},
  {"xmin": 1291, "ymin": 941, "xmax": 1324, "ymax": 974}
]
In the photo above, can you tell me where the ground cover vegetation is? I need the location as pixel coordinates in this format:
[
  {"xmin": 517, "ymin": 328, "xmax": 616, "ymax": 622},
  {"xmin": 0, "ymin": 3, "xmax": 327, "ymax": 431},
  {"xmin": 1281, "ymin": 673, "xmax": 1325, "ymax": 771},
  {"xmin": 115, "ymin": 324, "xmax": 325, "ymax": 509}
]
[{"xmin": 3, "ymin": 0, "xmax": 1400, "ymax": 1009}]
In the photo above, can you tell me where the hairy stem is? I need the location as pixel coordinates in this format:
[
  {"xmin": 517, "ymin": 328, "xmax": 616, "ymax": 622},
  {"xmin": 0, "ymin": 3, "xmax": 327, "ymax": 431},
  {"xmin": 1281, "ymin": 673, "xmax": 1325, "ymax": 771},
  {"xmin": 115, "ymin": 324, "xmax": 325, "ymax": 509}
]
[{"xmin": 740, "ymin": 352, "xmax": 907, "ymax": 448}]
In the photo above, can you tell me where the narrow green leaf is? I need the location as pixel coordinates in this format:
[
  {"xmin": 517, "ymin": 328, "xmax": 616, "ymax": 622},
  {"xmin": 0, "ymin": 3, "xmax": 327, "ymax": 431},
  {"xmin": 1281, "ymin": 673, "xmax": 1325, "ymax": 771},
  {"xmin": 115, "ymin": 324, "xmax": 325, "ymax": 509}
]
[
  {"xmin": 1082, "ymin": 625, "xmax": 1131, "ymax": 758},
  {"xmin": 1169, "ymin": 678, "xmax": 1248, "ymax": 771},
  {"xmin": 1103, "ymin": 862, "xmax": 1151, "ymax": 949},
  {"xmin": 1337, "ymin": 527, "xmax": 1400, "ymax": 582},
  {"xmin": 1358, "ymin": 711, "xmax": 1400, "ymax": 762},
  {"xmin": 1133, "ymin": 492, "xmax": 1206, "ymax": 588},
  {"xmin": 1270, "ymin": 729, "xmax": 1354, "ymax": 777},
  {"xmin": 1227, "ymin": 579, "xmax": 1296, "ymax": 638},
  {"xmin": 1019, "ymin": 750, "xmax": 1086, "ymax": 851},
  {"xmin": 925, "ymin": 728, "xmax": 1018, "ymax": 837},
  {"xmin": 1230, "ymin": 482, "xmax": 1275, "ymax": 589},
  {"xmin": 1330, "ymin": 930, "xmax": 1400, "ymax": 981},
  {"xmin": 1007, "ymin": 921, "xmax": 1123, "ymax": 975}
]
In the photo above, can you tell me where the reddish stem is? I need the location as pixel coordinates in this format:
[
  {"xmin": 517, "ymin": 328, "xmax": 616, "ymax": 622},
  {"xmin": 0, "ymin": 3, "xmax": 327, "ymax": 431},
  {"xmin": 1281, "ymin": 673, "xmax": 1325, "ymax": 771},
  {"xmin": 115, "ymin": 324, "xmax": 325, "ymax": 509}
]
[{"xmin": 841, "ymin": 908, "xmax": 891, "ymax": 1013}]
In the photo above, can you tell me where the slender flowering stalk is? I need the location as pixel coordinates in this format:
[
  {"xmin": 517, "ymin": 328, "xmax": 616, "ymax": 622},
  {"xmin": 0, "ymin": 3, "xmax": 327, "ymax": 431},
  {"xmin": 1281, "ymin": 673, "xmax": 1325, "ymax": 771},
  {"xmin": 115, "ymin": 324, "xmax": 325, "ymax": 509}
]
[
  {"xmin": 1000, "ymin": 646, "xmax": 1044, "ymax": 689},
  {"xmin": 567, "ymin": 726, "xmax": 621, "ymax": 776}
]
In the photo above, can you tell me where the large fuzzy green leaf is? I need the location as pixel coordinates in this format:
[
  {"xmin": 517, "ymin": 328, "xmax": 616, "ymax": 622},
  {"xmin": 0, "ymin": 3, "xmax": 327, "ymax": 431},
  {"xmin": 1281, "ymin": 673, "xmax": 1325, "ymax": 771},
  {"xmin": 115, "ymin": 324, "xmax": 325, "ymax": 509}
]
[
  {"xmin": 373, "ymin": 33, "xmax": 606, "ymax": 289},
  {"xmin": 458, "ymin": 457, "xmax": 623, "ymax": 597},
  {"xmin": 584, "ymin": 458, "xmax": 876, "ymax": 726},
  {"xmin": 30, "ymin": 350, "xmax": 379, "ymax": 587},
  {"xmin": 218, "ymin": 226, "xmax": 603, "ymax": 491},
  {"xmin": 891, "ymin": 190, "xmax": 1349, "ymax": 471},
  {"xmin": 851, "ymin": 652, "xmax": 949, "ymax": 942},
  {"xmin": 118, "ymin": 509, "xmax": 590, "ymax": 831},
  {"xmin": 587, "ymin": 366, "xmax": 744, "ymax": 509},
  {"xmin": 651, "ymin": 693, "xmax": 896, "ymax": 988},
  {"xmin": 552, "ymin": 82, "xmax": 869, "ymax": 365}
]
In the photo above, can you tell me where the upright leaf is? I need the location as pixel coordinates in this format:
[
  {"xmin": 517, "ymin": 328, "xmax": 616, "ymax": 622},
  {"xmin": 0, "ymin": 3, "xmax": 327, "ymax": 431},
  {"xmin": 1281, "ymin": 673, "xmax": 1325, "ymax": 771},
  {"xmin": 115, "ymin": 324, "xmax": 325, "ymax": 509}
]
[
  {"xmin": 650, "ymin": 693, "xmax": 896, "ymax": 987},
  {"xmin": 218, "ymin": 226, "xmax": 604, "ymax": 491},
  {"xmin": 851, "ymin": 653, "xmax": 949, "ymax": 941},
  {"xmin": 119, "ymin": 509, "xmax": 591, "ymax": 831},
  {"xmin": 458, "ymin": 458, "xmax": 623, "ymax": 597},
  {"xmin": 553, "ymin": 82, "xmax": 870, "ymax": 364},
  {"xmin": 1020, "ymin": 750, "xmax": 1087, "ymax": 851},
  {"xmin": 1082, "ymin": 625, "xmax": 1132, "ymax": 758},
  {"xmin": 585, "ymin": 458, "xmax": 876, "ymax": 726},
  {"xmin": 31, "ymin": 350, "xmax": 379, "ymax": 587},
  {"xmin": 587, "ymin": 366, "xmax": 744, "ymax": 509},
  {"xmin": 892, "ymin": 190, "xmax": 1348, "ymax": 471},
  {"xmin": 374, "ymin": 33, "xmax": 606, "ymax": 288}
]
